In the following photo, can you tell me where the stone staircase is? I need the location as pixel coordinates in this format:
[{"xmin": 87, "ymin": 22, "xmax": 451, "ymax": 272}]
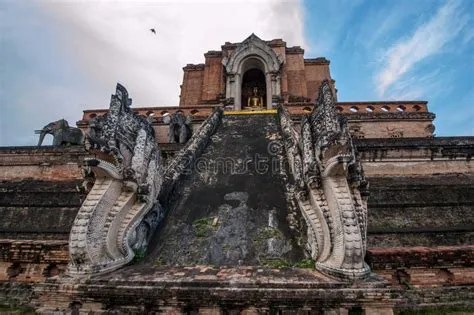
[{"xmin": 147, "ymin": 113, "xmax": 305, "ymax": 266}]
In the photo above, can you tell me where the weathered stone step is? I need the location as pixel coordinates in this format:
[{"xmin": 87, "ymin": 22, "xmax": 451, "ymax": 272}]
[{"xmin": 146, "ymin": 114, "xmax": 305, "ymax": 266}]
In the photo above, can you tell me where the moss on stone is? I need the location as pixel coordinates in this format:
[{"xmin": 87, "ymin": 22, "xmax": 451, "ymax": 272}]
[
  {"xmin": 153, "ymin": 255, "xmax": 166, "ymax": 266},
  {"xmin": 192, "ymin": 217, "xmax": 215, "ymax": 237},
  {"xmin": 0, "ymin": 305, "xmax": 36, "ymax": 314},
  {"xmin": 293, "ymin": 258, "xmax": 314, "ymax": 269},
  {"xmin": 253, "ymin": 227, "xmax": 283, "ymax": 247},
  {"xmin": 260, "ymin": 258, "xmax": 291, "ymax": 269},
  {"xmin": 132, "ymin": 248, "xmax": 146, "ymax": 263}
]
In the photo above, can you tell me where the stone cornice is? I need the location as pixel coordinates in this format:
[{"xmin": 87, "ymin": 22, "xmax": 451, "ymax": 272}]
[
  {"xmin": 266, "ymin": 38, "xmax": 286, "ymax": 47},
  {"xmin": 285, "ymin": 46, "xmax": 305, "ymax": 54},
  {"xmin": 354, "ymin": 136, "xmax": 474, "ymax": 149},
  {"xmin": 355, "ymin": 136, "xmax": 474, "ymax": 161},
  {"xmin": 289, "ymin": 112, "xmax": 436, "ymax": 121},
  {"xmin": 347, "ymin": 112, "xmax": 436, "ymax": 121},
  {"xmin": 304, "ymin": 57, "xmax": 330, "ymax": 65},
  {"xmin": 183, "ymin": 63, "xmax": 205, "ymax": 71},
  {"xmin": 221, "ymin": 42, "xmax": 239, "ymax": 50},
  {"xmin": 0, "ymin": 145, "xmax": 86, "ymax": 154},
  {"xmin": 204, "ymin": 50, "xmax": 222, "ymax": 58}
]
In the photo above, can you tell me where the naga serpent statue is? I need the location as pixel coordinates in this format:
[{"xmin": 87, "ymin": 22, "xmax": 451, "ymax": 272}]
[
  {"xmin": 279, "ymin": 80, "xmax": 370, "ymax": 279},
  {"xmin": 68, "ymin": 83, "xmax": 164, "ymax": 275},
  {"xmin": 68, "ymin": 83, "xmax": 223, "ymax": 276}
]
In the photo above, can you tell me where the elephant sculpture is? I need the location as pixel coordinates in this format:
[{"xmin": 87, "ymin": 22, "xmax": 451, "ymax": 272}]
[
  {"xmin": 167, "ymin": 111, "xmax": 192, "ymax": 144},
  {"xmin": 36, "ymin": 119, "xmax": 84, "ymax": 146}
]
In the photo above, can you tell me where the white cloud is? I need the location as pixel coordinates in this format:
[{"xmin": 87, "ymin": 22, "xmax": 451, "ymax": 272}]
[
  {"xmin": 374, "ymin": 0, "xmax": 470, "ymax": 97},
  {"xmin": 40, "ymin": 0, "xmax": 306, "ymax": 107},
  {"xmin": 1, "ymin": 0, "xmax": 306, "ymax": 146},
  {"xmin": 383, "ymin": 68, "xmax": 454, "ymax": 100}
]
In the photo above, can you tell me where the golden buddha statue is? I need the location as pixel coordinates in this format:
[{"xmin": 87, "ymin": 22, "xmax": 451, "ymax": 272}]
[{"xmin": 247, "ymin": 86, "xmax": 263, "ymax": 108}]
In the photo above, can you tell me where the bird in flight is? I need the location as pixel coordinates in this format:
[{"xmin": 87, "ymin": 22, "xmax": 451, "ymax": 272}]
[{"xmin": 150, "ymin": 28, "xmax": 156, "ymax": 35}]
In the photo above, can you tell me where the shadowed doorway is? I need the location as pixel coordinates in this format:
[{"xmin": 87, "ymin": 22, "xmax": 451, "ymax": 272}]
[{"xmin": 241, "ymin": 68, "xmax": 266, "ymax": 109}]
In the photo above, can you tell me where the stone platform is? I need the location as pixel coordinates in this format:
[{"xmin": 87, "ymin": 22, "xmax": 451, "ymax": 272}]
[{"xmin": 33, "ymin": 265, "xmax": 398, "ymax": 314}]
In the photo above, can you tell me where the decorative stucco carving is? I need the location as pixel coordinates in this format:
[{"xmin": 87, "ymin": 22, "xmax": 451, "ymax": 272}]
[
  {"xmin": 349, "ymin": 125, "xmax": 365, "ymax": 139},
  {"xmin": 222, "ymin": 33, "xmax": 283, "ymax": 74},
  {"xmin": 161, "ymin": 108, "xmax": 223, "ymax": 201},
  {"xmin": 222, "ymin": 34, "xmax": 284, "ymax": 110},
  {"xmin": 347, "ymin": 112, "xmax": 436, "ymax": 121},
  {"xmin": 68, "ymin": 83, "xmax": 164, "ymax": 276},
  {"xmin": 279, "ymin": 80, "xmax": 370, "ymax": 279}
]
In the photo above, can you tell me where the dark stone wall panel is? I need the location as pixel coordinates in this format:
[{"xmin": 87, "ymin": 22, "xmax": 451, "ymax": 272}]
[
  {"xmin": 368, "ymin": 205, "xmax": 473, "ymax": 230},
  {"xmin": 366, "ymin": 174, "xmax": 474, "ymax": 247},
  {"xmin": 0, "ymin": 180, "xmax": 85, "ymax": 207},
  {"xmin": 368, "ymin": 184, "xmax": 474, "ymax": 207},
  {"xmin": 0, "ymin": 207, "xmax": 78, "ymax": 235},
  {"xmin": 367, "ymin": 231, "xmax": 474, "ymax": 248}
]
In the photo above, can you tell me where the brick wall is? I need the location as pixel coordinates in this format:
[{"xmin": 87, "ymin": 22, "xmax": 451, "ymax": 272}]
[
  {"xmin": 285, "ymin": 51, "xmax": 307, "ymax": 99},
  {"xmin": 0, "ymin": 146, "xmax": 86, "ymax": 181},
  {"xmin": 180, "ymin": 65, "xmax": 204, "ymax": 106},
  {"xmin": 304, "ymin": 60, "xmax": 332, "ymax": 101},
  {"xmin": 202, "ymin": 52, "xmax": 224, "ymax": 102},
  {"xmin": 0, "ymin": 240, "xmax": 69, "ymax": 282}
]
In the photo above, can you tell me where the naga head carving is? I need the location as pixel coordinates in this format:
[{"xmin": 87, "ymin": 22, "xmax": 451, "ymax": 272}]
[
  {"xmin": 84, "ymin": 83, "xmax": 161, "ymax": 199},
  {"xmin": 304, "ymin": 80, "xmax": 367, "ymax": 191},
  {"xmin": 115, "ymin": 83, "xmax": 132, "ymax": 108}
]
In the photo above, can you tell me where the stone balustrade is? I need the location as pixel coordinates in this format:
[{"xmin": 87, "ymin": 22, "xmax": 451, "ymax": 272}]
[
  {"xmin": 284, "ymin": 101, "xmax": 428, "ymax": 115},
  {"xmin": 78, "ymin": 101, "xmax": 428, "ymax": 126},
  {"xmin": 76, "ymin": 101, "xmax": 434, "ymax": 142},
  {"xmin": 78, "ymin": 105, "xmax": 219, "ymax": 127},
  {"xmin": 335, "ymin": 101, "xmax": 428, "ymax": 113}
]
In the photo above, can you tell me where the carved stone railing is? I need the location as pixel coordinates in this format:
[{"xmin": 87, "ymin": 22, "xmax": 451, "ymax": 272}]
[
  {"xmin": 335, "ymin": 101, "xmax": 428, "ymax": 114},
  {"xmin": 281, "ymin": 101, "xmax": 431, "ymax": 117},
  {"xmin": 279, "ymin": 80, "xmax": 371, "ymax": 279},
  {"xmin": 77, "ymin": 101, "xmax": 431, "ymax": 134},
  {"xmin": 68, "ymin": 84, "xmax": 164, "ymax": 276},
  {"xmin": 78, "ymin": 105, "xmax": 219, "ymax": 128},
  {"xmin": 160, "ymin": 107, "xmax": 223, "ymax": 202}
]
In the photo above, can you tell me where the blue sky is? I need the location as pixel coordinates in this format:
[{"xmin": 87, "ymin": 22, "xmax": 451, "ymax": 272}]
[
  {"xmin": 0, "ymin": 0, "xmax": 473, "ymax": 146},
  {"xmin": 304, "ymin": 0, "xmax": 474, "ymax": 137}
]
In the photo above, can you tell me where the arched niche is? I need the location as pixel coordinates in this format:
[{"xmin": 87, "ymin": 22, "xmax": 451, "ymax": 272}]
[
  {"xmin": 241, "ymin": 58, "xmax": 266, "ymax": 109},
  {"xmin": 222, "ymin": 34, "xmax": 283, "ymax": 110}
]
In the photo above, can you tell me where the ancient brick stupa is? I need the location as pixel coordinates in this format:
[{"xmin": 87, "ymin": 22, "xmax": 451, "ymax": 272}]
[{"xmin": 1, "ymin": 34, "xmax": 473, "ymax": 314}]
